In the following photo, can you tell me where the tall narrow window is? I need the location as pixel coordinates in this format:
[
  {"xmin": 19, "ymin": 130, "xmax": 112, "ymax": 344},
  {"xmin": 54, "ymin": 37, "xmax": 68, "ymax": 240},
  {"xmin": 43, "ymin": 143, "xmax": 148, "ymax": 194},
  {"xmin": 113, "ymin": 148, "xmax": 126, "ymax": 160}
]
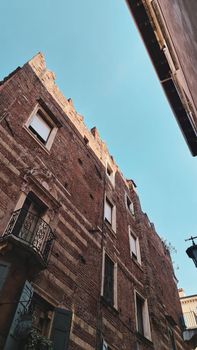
[
  {"xmin": 135, "ymin": 292, "xmax": 151, "ymax": 340},
  {"xmin": 104, "ymin": 196, "xmax": 116, "ymax": 232},
  {"xmin": 104, "ymin": 198, "xmax": 113, "ymax": 225},
  {"xmin": 129, "ymin": 228, "xmax": 141, "ymax": 264},
  {"xmin": 106, "ymin": 162, "xmax": 115, "ymax": 186},
  {"xmin": 129, "ymin": 234, "xmax": 137, "ymax": 259},
  {"xmin": 11, "ymin": 192, "xmax": 46, "ymax": 242},
  {"xmin": 168, "ymin": 327, "xmax": 176, "ymax": 350},
  {"xmin": 0, "ymin": 261, "xmax": 9, "ymax": 292},
  {"xmin": 103, "ymin": 255, "xmax": 114, "ymax": 306},
  {"xmin": 136, "ymin": 294, "xmax": 144, "ymax": 335},
  {"xmin": 126, "ymin": 194, "xmax": 134, "ymax": 216}
]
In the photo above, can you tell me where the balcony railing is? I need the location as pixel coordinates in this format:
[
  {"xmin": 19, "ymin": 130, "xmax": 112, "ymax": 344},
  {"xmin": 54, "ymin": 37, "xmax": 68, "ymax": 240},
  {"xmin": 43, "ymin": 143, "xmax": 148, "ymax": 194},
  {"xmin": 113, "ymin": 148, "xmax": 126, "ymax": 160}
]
[{"xmin": 1, "ymin": 208, "xmax": 54, "ymax": 266}]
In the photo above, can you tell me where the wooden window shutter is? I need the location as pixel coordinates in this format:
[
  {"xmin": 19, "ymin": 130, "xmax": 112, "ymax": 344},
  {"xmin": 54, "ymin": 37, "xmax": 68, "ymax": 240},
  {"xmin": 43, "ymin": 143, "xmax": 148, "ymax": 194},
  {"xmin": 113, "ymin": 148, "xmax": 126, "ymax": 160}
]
[
  {"xmin": 103, "ymin": 255, "xmax": 114, "ymax": 305},
  {"xmin": 0, "ymin": 261, "xmax": 9, "ymax": 292},
  {"xmin": 51, "ymin": 308, "xmax": 72, "ymax": 350},
  {"xmin": 4, "ymin": 280, "xmax": 33, "ymax": 350}
]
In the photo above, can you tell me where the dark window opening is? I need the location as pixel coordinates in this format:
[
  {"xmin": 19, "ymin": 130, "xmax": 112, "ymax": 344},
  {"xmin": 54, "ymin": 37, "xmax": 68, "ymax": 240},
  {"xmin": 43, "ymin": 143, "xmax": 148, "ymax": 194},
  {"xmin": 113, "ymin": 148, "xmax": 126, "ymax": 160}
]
[
  {"xmin": 103, "ymin": 255, "xmax": 114, "ymax": 306},
  {"xmin": 168, "ymin": 327, "xmax": 176, "ymax": 350},
  {"xmin": 126, "ymin": 195, "xmax": 134, "ymax": 215},
  {"xmin": 12, "ymin": 192, "xmax": 47, "ymax": 239},
  {"xmin": 136, "ymin": 294, "xmax": 144, "ymax": 335},
  {"xmin": 30, "ymin": 294, "xmax": 54, "ymax": 337}
]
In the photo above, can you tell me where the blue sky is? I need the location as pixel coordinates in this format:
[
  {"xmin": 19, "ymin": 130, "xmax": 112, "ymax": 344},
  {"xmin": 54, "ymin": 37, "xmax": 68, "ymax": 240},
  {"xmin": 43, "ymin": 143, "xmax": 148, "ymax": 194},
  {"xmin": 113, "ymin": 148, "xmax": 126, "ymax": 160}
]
[{"xmin": 1, "ymin": 0, "xmax": 196, "ymax": 295}]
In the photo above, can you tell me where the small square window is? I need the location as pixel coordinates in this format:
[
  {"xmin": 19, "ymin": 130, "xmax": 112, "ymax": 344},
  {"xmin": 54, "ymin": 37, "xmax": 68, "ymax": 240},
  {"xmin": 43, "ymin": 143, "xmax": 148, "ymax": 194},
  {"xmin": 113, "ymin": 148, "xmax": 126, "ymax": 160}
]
[
  {"xmin": 29, "ymin": 110, "xmax": 52, "ymax": 145},
  {"xmin": 25, "ymin": 104, "xmax": 59, "ymax": 151}
]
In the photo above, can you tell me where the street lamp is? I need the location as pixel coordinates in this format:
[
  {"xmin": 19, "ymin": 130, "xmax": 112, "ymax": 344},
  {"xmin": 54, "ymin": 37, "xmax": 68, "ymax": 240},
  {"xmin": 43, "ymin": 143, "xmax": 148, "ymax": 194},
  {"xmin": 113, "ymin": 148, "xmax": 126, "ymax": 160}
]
[{"xmin": 185, "ymin": 236, "xmax": 197, "ymax": 267}]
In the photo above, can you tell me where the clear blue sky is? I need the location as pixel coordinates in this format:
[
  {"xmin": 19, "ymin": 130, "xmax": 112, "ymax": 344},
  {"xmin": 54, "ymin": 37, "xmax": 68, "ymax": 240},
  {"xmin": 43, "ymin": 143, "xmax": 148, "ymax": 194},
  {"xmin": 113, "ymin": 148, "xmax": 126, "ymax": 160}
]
[{"xmin": 1, "ymin": 0, "xmax": 196, "ymax": 295}]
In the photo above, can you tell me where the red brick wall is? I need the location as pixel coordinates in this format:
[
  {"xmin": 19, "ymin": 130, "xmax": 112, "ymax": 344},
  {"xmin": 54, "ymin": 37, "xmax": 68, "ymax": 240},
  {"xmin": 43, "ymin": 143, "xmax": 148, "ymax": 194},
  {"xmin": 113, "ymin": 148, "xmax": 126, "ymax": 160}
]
[{"xmin": 0, "ymin": 57, "xmax": 190, "ymax": 349}]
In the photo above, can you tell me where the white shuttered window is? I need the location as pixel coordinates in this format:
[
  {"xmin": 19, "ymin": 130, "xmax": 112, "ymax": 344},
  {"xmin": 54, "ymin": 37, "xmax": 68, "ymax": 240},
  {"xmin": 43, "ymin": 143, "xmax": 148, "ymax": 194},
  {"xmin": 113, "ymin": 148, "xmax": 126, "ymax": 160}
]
[
  {"xmin": 29, "ymin": 112, "xmax": 52, "ymax": 143},
  {"xmin": 129, "ymin": 227, "xmax": 141, "ymax": 264},
  {"xmin": 105, "ymin": 198, "xmax": 113, "ymax": 224}
]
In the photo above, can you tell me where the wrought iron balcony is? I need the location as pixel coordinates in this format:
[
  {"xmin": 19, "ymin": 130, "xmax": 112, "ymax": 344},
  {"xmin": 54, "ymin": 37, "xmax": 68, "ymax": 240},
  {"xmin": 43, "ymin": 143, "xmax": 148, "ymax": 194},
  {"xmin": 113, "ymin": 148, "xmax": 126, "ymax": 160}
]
[{"xmin": 1, "ymin": 208, "xmax": 54, "ymax": 266}]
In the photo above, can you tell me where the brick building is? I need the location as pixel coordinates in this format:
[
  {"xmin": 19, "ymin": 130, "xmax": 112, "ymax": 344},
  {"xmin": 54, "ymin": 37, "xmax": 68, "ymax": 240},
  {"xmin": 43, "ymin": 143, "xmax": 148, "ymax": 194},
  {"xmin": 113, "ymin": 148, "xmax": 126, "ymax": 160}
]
[
  {"xmin": 127, "ymin": 0, "xmax": 197, "ymax": 156},
  {"xmin": 0, "ymin": 53, "xmax": 191, "ymax": 349},
  {"xmin": 179, "ymin": 289, "xmax": 197, "ymax": 349}
]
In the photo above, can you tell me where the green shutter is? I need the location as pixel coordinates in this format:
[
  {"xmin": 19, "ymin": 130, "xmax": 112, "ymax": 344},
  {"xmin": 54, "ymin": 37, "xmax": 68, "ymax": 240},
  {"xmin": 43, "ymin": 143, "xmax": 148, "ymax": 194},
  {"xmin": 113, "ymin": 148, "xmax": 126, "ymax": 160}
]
[
  {"xmin": 51, "ymin": 308, "xmax": 72, "ymax": 350},
  {"xmin": 4, "ymin": 280, "xmax": 33, "ymax": 350},
  {"xmin": 0, "ymin": 261, "xmax": 9, "ymax": 292}
]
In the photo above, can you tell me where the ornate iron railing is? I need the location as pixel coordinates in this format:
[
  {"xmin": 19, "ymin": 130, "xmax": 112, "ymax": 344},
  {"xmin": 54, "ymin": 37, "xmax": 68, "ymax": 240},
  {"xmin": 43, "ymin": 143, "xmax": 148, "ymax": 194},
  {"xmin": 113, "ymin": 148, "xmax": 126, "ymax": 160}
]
[{"xmin": 2, "ymin": 208, "xmax": 54, "ymax": 265}]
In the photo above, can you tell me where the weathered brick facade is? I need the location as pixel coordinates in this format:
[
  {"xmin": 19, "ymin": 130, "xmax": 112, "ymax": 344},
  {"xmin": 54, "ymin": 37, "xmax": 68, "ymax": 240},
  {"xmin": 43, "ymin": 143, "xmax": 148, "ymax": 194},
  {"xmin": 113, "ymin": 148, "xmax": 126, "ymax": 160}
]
[{"xmin": 0, "ymin": 53, "xmax": 191, "ymax": 350}]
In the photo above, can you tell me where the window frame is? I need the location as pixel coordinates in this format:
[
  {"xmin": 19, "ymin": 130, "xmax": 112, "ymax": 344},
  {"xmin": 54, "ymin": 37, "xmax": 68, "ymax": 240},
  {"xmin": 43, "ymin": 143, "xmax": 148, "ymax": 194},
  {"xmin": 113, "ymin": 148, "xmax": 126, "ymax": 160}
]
[
  {"xmin": 168, "ymin": 326, "xmax": 177, "ymax": 350},
  {"xmin": 0, "ymin": 261, "xmax": 10, "ymax": 293},
  {"xmin": 104, "ymin": 195, "xmax": 116, "ymax": 232},
  {"xmin": 106, "ymin": 162, "xmax": 115, "ymax": 187},
  {"xmin": 134, "ymin": 291, "xmax": 151, "ymax": 341},
  {"xmin": 125, "ymin": 193, "xmax": 135, "ymax": 216},
  {"xmin": 31, "ymin": 292, "xmax": 54, "ymax": 338},
  {"xmin": 101, "ymin": 250, "xmax": 118, "ymax": 309},
  {"xmin": 102, "ymin": 339, "xmax": 112, "ymax": 350},
  {"xmin": 25, "ymin": 104, "xmax": 58, "ymax": 151},
  {"xmin": 129, "ymin": 226, "xmax": 141, "ymax": 265}
]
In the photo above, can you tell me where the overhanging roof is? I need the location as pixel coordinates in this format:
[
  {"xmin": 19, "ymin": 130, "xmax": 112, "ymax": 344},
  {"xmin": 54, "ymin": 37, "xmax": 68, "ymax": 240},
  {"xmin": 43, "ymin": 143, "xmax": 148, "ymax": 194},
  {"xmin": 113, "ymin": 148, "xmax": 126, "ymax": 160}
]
[{"xmin": 127, "ymin": 0, "xmax": 197, "ymax": 156}]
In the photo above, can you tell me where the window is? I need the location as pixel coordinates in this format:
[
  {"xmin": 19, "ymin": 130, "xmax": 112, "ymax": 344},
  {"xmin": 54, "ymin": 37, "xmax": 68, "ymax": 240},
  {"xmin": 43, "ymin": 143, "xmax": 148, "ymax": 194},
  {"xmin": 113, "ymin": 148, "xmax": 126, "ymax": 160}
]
[
  {"xmin": 105, "ymin": 198, "xmax": 113, "ymax": 225},
  {"xmin": 104, "ymin": 197, "xmax": 116, "ymax": 232},
  {"xmin": 129, "ymin": 228, "xmax": 141, "ymax": 264},
  {"xmin": 103, "ymin": 255, "xmax": 114, "ymax": 305},
  {"xmin": 11, "ymin": 192, "xmax": 47, "ymax": 242},
  {"xmin": 126, "ymin": 194, "xmax": 134, "ymax": 216},
  {"xmin": 102, "ymin": 253, "xmax": 117, "ymax": 308},
  {"xmin": 30, "ymin": 294, "xmax": 53, "ymax": 337},
  {"xmin": 5, "ymin": 281, "xmax": 72, "ymax": 350},
  {"xmin": 106, "ymin": 162, "xmax": 115, "ymax": 186},
  {"xmin": 136, "ymin": 294, "xmax": 144, "ymax": 335},
  {"xmin": 168, "ymin": 327, "xmax": 176, "ymax": 350},
  {"xmin": 26, "ymin": 105, "xmax": 59, "ymax": 150},
  {"xmin": 135, "ymin": 292, "xmax": 151, "ymax": 340},
  {"xmin": 102, "ymin": 339, "xmax": 112, "ymax": 350},
  {"xmin": 29, "ymin": 110, "xmax": 52, "ymax": 144},
  {"xmin": 0, "ymin": 261, "xmax": 10, "ymax": 292}
]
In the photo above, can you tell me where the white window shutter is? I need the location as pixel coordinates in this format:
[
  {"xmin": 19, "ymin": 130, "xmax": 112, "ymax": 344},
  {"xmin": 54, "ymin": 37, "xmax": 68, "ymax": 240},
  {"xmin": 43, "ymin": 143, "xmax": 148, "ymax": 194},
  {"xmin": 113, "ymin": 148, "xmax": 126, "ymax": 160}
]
[
  {"xmin": 30, "ymin": 112, "xmax": 51, "ymax": 141},
  {"xmin": 129, "ymin": 233, "xmax": 137, "ymax": 257},
  {"xmin": 105, "ymin": 199, "xmax": 112, "ymax": 224}
]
